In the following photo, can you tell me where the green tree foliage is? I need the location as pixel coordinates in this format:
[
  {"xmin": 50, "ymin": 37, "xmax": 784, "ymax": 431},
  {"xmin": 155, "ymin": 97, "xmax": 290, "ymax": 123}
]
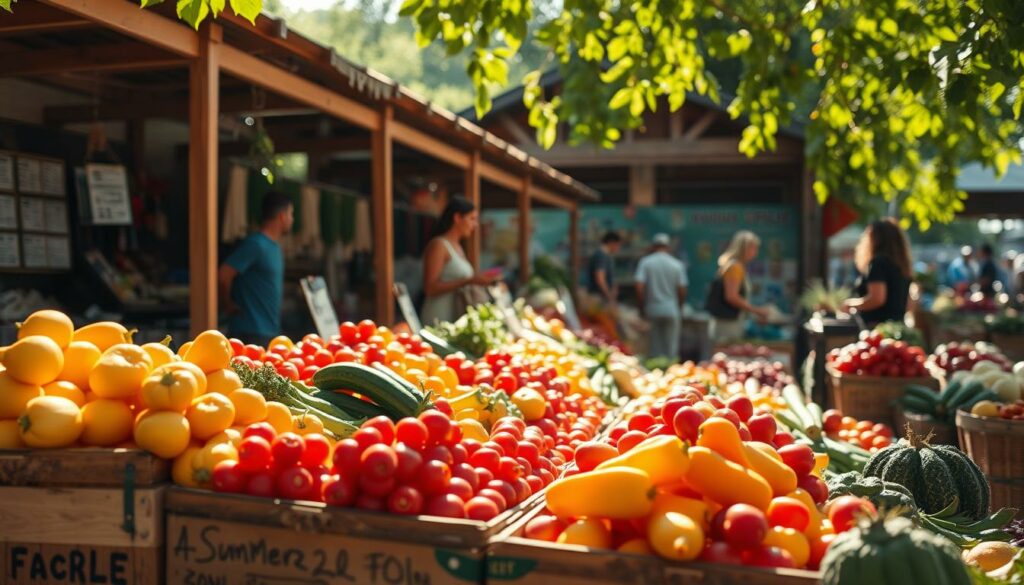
[{"xmin": 402, "ymin": 0, "xmax": 1024, "ymax": 227}]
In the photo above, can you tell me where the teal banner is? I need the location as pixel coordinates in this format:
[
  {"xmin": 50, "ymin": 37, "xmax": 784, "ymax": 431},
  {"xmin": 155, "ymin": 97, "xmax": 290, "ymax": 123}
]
[{"xmin": 482, "ymin": 205, "xmax": 799, "ymax": 311}]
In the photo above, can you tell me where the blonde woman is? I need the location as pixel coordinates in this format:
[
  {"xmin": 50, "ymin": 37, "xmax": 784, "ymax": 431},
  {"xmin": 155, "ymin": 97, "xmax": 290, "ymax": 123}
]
[{"xmin": 705, "ymin": 230, "xmax": 770, "ymax": 343}]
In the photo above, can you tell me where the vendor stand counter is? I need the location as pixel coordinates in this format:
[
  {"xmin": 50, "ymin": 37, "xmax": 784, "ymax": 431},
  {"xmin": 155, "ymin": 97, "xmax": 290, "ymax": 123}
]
[{"xmin": 803, "ymin": 317, "xmax": 861, "ymax": 407}]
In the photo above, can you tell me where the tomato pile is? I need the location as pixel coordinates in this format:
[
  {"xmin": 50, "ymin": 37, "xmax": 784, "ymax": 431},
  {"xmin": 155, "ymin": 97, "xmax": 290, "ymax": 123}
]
[
  {"xmin": 214, "ymin": 411, "xmax": 561, "ymax": 519},
  {"xmin": 821, "ymin": 408, "xmax": 893, "ymax": 452},
  {"xmin": 928, "ymin": 341, "xmax": 1011, "ymax": 376},
  {"xmin": 710, "ymin": 355, "xmax": 794, "ymax": 391},
  {"xmin": 826, "ymin": 331, "xmax": 928, "ymax": 377}
]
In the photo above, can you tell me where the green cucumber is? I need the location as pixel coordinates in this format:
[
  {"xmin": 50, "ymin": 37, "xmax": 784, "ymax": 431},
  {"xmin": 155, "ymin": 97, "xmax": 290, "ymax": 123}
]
[
  {"xmin": 311, "ymin": 389, "xmax": 390, "ymax": 420},
  {"xmin": 313, "ymin": 362, "xmax": 430, "ymax": 419}
]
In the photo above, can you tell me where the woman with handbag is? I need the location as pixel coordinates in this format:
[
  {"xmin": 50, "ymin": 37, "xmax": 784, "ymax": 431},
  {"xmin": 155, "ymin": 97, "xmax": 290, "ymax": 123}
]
[
  {"xmin": 706, "ymin": 230, "xmax": 770, "ymax": 343},
  {"xmin": 421, "ymin": 197, "xmax": 498, "ymax": 325},
  {"xmin": 840, "ymin": 218, "xmax": 913, "ymax": 327}
]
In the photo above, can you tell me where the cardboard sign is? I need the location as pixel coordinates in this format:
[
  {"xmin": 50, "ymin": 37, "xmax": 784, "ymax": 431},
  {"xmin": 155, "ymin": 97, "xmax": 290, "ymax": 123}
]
[
  {"xmin": 166, "ymin": 516, "xmax": 483, "ymax": 585},
  {"xmin": 300, "ymin": 276, "xmax": 340, "ymax": 341},
  {"xmin": 394, "ymin": 283, "xmax": 422, "ymax": 333},
  {"xmin": 0, "ymin": 543, "xmax": 161, "ymax": 585}
]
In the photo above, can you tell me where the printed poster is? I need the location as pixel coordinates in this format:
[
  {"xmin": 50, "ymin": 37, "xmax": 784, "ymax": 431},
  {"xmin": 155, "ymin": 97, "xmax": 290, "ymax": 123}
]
[
  {"xmin": 41, "ymin": 160, "xmax": 65, "ymax": 196},
  {"xmin": 0, "ymin": 154, "xmax": 13, "ymax": 191},
  {"xmin": 19, "ymin": 197, "xmax": 45, "ymax": 232},
  {"xmin": 0, "ymin": 194, "xmax": 16, "ymax": 229},
  {"xmin": 22, "ymin": 234, "xmax": 46, "ymax": 268},
  {"xmin": 0, "ymin": 233, "xmax": 18, "ymax": 267},
  {"xmin": 85, "ymin": 163, "xmax": 132, "ymax": 225},
  {"xmin": 16, "ymin": 157, "xmax": 41, "ymax": 194}
]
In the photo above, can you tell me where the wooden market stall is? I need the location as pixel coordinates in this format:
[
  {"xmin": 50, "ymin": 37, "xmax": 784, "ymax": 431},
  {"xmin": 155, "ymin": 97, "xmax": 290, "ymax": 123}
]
[{"xmin": 0, "ymin": 0, "xmax": 598, "ymax": 336}]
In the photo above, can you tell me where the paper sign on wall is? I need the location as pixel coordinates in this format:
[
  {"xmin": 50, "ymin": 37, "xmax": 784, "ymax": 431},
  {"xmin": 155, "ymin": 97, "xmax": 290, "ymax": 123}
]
[
  {"xmin": 40, "ymin": 160, "xmax": 65, "ymax": 196},
  {"xmin": 301, "ymin": 276, "xmax": 340, "ymax": 341},
  {"xmin": 0, "ymin": 154, "xmax": 13, "ymax": 191},
  {"xmin": 46, "ymin": 236, "xmax": 70, "ymax": 269},
  {"xmin": 44, "ymin": 201, "xmax": 68, "ymax": 234},
  {"xmin": 0, "ymin": 233, "xmax": 18, "ymax": 267},
  {"xmin": 85, "ymin": 163, "xmax": 132, "ymax": 225},
  {"xmin": 0, "ymin": 195, "xmax": 16, "ymax": 229},
  {"xmin": 19, "ymin": 197, "xmax": 45, "ymax": 232},
  {"xmin": 16, "ymin": 157, "xmax": 41, "ymax": 194},
  {"xmin": 22, "ymin": 234, "xmax": 46, "ymax": 268}
]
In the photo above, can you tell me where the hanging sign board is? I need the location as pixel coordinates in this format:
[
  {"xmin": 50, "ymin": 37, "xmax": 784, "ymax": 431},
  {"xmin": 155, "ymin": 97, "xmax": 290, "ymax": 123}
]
[
  {"xmin": 300, "ymin": 276, "xmax": 340, "ymax": 341},
  {"xmin": 393, "ymin": 283, "xmax": 423, "ymax": 333},
  {"xmin": 85, "ymin": 163, "xmax": 132, "ymax": 225}
]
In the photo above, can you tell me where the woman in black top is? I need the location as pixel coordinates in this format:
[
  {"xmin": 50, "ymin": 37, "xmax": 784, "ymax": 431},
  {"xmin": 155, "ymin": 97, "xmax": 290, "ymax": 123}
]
[{"xmin": 841, "ymin": 218, "xmax": 913, "ymax": 326}]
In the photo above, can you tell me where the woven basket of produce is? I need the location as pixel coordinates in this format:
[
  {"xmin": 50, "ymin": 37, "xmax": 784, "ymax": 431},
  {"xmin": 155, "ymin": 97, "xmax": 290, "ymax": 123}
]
[
  {"xmin": 892, "ymin": 377, "xmax": 1002, "ymax": 447},
  {"xmin": 828, "ymin": 368, "xmax": 939, "ymax": 428},
  {"xmin": 957, "ymin": 407, "xmax": 1024, "ymax": 516},
  {"xmin": 893, "ymin": 407, "xmax": 958, "ymax": 446}
]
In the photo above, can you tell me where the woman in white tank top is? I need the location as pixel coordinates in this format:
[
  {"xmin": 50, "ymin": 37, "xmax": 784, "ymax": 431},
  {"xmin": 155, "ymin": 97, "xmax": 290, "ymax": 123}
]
[{"xmin": 421, "ymin": 197, "xmax": 496, "ymax": 325}]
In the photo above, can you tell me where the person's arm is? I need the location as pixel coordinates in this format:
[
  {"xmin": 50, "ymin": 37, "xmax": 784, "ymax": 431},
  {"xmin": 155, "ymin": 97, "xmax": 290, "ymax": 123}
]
[
  {"xmin": 634, "ymin": 261, "xmax": 646, "ymax": 314},
  {"xmin": 723, "ymin": 266, "xmax": 765, "ymax": 316},
  {"xmin": 218, "ymin": 265, "xmax": 239, "ymax": 314},
  {"xmin": 843, "ymin": 281, "xmax": 887, "ymax": 312},
  {"xmin": 594, "ymin": 269, "xmax": 614, "ymax": 303},
  {"xmin": 678, "ymin": 265, "xmax": 689, "ymax": 306},
  {"xmin": 422, "ymin": 240, "xmax": 487, "ymax": 298}
]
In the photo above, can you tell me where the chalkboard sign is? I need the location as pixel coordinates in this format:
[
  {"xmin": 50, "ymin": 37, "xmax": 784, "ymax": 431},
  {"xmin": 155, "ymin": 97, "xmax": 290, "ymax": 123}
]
[
  {"xmin": 393, "ymin": 283, "xmax": 422, "ymax": 333},
  {"xmin": 300, "ymin": 276, "xmax": 339, "ymax": 340}
]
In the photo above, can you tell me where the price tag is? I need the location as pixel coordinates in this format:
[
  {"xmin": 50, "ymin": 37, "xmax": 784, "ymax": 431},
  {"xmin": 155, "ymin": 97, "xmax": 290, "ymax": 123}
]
[
  {"xmin": 300, "ymin": 276, "xmax": 340, "ymax": 340},
  {"xmin": 393, "ymin": 283, "xmax": 422, "ymax": 333}
]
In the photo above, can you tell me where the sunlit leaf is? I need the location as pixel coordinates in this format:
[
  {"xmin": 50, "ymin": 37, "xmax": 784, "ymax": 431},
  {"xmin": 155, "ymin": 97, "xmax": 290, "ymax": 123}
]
[{"xmin": 177, "ymin": 0, "xmax": 209, "ymax": 29}]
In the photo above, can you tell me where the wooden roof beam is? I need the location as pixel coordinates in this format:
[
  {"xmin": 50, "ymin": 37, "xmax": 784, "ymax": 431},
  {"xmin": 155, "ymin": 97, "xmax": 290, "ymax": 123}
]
[
  {"xmin": 391, "ymin": 122, "xmax": 470, "ymax": 169},
  {"xmin": 43, "ymin": 91, "xmax": 306, "ymax": 124},
  {"xmin": 0, "ymin": 2, "xmax": 93, "ymax": 36},
  {"xmin": 2, "ymin": 42, "xmax": 185, "ymax": 77},
  {"xmin": 39, "ymin": 0, "xmax": 199, "ymax": 57}
]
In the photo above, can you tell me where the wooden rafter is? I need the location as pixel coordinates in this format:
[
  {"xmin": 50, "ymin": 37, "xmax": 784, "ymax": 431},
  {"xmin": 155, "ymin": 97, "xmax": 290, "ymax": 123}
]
[
  {"xmin": 44, "ymin": 91, "xmax": 305, "ymax": 124},
  {"xmin": 514, "ymin": 136, "xmax": 802, "ymax": 167},
  {"xmin": 39, "ymin": 0, "xmax": 199, "ymax": 57},
  {"xmin": 682, "ymin": 111, "xmax": 718, "ymax": 142},
  {"xmin": 2, "ymin": 42, "xmax": 185, "ymax": 77},
  {"xmin": 0, "ymin": 2, "xmax": 92, "ymax": 36}
]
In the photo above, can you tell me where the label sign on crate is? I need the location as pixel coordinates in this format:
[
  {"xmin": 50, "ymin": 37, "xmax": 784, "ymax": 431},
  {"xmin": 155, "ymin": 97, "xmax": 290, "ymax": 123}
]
[
  {"xmin": 167, "ymin": 516, "xmax": 483, "ymax": 585},
  {"xmin": 0, "ymin": 543, "xmax": 160, "ymax": 585}
]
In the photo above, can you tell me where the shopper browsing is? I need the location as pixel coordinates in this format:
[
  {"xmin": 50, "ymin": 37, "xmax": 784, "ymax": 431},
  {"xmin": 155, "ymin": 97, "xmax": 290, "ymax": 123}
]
[
  {"xmin": 841, "ymin": 218, "xmax": 913, "ymax": 326},
  {"xmin": 635, "ymin": 233, "xmax": 688, "ymax": 360},
  {"xmin": 976, "ymin": 243, "xmax": 999, "ymax": 297},
  {"xmin": 587, "ymin": 231, "xmax": 623, "ymax": 307},
  {"xmin": 705, "ymin": 230, "xmax": 770, "ymax": 344},
  {"xmin": 218, "ymin": 190, "xmax": 294, "ymax": 347}
]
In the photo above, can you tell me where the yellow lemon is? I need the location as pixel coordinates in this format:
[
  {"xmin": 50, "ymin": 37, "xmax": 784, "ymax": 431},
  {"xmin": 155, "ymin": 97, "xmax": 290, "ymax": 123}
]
[{"xmin": 264, "ymin": 401, "xmax": 293, "ymax": 434}]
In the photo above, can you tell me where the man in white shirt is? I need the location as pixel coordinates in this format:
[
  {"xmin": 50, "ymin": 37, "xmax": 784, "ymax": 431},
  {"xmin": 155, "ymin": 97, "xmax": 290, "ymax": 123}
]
[{"xmin": 635, "ymin": 233, "xmax": 688, "ymax": 360}]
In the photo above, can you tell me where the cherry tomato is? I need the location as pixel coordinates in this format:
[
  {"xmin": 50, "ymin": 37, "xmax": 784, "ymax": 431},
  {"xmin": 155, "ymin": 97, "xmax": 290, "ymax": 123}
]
[
  {"xmin": 271, "ymin": 433, "xmax": 305, "ymax": 468},
  {"xmin": 452, "ymin": 463, "xmax": 479, "ymax": 493},
  {"xmin": 322, "ymin": 474, "xmax": 356, "ymax": 507},
  {"xmin": 212, "ymin": 460, "xmax": 247, "ymax": 493},
  {"xmin": 469, "ymin": 447, "xmax": 501, "ymax": 473},
  {"xmin": 395, "ymin": 442, "xmax": 424, "ymax": 483},
  {"xmin": 828, "ymin": 495, "xmax": 877, "ymax": 533},
  {"xmin": 359, "ymin": 474, "xmax": 396, "ymax": 498},
  {"xmin": 777, "ymin": 444, "xmax": 816, "ymax": 476},
  {"xmin": 395, "ymin": 418, "xmax": 429, "ymax": 450},
  {"xmin": 425, "ymin": 494, "xmax": 466, "ymax": 518},
  {"xmin": 744, "ymin": 545, "xmax": 795, "ymax": 568},
  {"xmin": 360, "ymin": 444, "xmax": 398, "ymax": 482},
  {"xmin": 387, "ymin": 485, "xmax": 424, "ymax": 515},
  {"xmin": 244, "ymin": 422, "xmax": 277, "ymax": 443},
  {"xmin": 489, "ymin": 432, "xmax": 519, "ymax": 458},
  {"xmin": 278, "ymin": 362, "xmax": 300, "ymax": 381},
  {"xmin": 616, "ymin": 430, "xmax": 648, "ymax": 453},
  {"xmin": 722, "ymin": 504, "xmax": 768, "ymax": 550},
  {"xmin": 339, "ymin": 322, "xmax": 358, "ymax": 345},
  {"xmin": 331, "ymin": 438, "xmax": 363, "ymax": 474},
  {"xmin": 465, "ymin": 496, "xmax": 501, "ymax": 521},
  {"xmin": 237, "ymin": 436, "xmax": 272, "ymax": 473},
  {"xmin": 277, "ymin": 466, "xmax": 316, "ymax": 501},
  {"xmin": 424, "ymin": 445, "xmax": 454, "ymax": 466},
  {"xmin": 446, "ymin": 477, "xmax": 475, "ymax": 502},
  {"xmin": 477, "ymin": 488, "xmax": 507, "ymax": 512},
  {"xmin": 245, "ymin": 471, "xmax": 276, "ymax": 498},
  {"xmin": 418, "ymin": 410, "xmax": 453, "ymax": 446},
  {"xmin": 419, "ymin": 460, "xmax": 452, "ymax": 495},
  {"xmin": 498, "ymin": 457, "xmax": 523, "ymax": 483},
  {"xmin": 700, "ymin": 542, "xmax": 745, "ymax": 565},
  {"xmin": 301, "ymin": 433, "xmax": 331, "ymax": 468},
  {"xmin": 357, "ymin": 320, "xmax": 377, "ymax": 342},
  {"xmin": 352, "ymin": 427, "xmax": 384, "ymax": 451},
  {"xmin": 486, "ymin": 480, "xmax": 517, "ymax": 508},
  {"xmin": 767, "ymin": 497, "xmax": 811, "ymax": 532},
  {"xmin": 627, "ymin": 412, "xmax": 656, "ymax": 432}
]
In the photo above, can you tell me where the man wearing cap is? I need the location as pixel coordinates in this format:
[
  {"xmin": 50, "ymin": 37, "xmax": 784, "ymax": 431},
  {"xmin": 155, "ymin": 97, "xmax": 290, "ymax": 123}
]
[{"xmin": 635, "ymin": 233, "xmax": 689, "ymax": 360}]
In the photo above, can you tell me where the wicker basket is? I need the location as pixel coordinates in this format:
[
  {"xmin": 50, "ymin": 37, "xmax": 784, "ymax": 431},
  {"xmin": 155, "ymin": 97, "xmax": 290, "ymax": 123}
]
[
  {"xmin": 827, "ymin": 367, "xmax": 940, "ymax": 427},
  {"xmin": 893, "ymin": 406, "xmax": 957, "ymax": 446},
  {"xmin": 956, "ymin": 410, "xmax": 1024, "ymax": 516},
  {"xmin": 989, "ymin": 332, "xmax": 1024, "ymax": 362}
]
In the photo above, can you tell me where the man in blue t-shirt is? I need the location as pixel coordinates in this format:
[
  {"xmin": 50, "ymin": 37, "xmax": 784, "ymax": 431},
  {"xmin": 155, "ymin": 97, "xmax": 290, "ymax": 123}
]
[
  {"xmin": 218, "ymin": 191, "xmax": 294, "ymax": 346},
  {"xmin": 587, "ymin": 231, "xmax": 622, "ymax": 306}
]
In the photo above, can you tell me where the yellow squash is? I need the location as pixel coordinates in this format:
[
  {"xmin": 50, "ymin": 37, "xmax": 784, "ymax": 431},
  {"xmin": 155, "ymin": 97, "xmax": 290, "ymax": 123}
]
[
  {"xmin": 186, "ymin": 393, "xmax": 236, "ymax": 440},
  {"xmin": 141, "ymin": 341, "xmax": 176, "ymax": 369},
  {"xmin": 743, "ymin": 441, "xmax": 798, "ymax": 497},
  {"xmin": 2, "ymin": 335, "xmax": 64, "ymax": 386},
  {"xmin": 154, "ymin": 362, "xmax": 208, "ymax": 396},
  {"xmin": 596, "ymin": 435, "xmax": 690, "ymax": 486},
  {"xmin": 17, "ymin": 310, "xmax": 74, "ymax": 349},
  {"xmin": 60, "ymin": 341, "xmax": 102, "ymax": 391},
  {"xmin": 648, "ymin": 511, "xmax": 704, "ymax": 561},
  {"xmin": 89, "ymin": 344, "xmax": 154, "ymax": 399},
  {"xmin": 18, "ymin": 396, "xmax": 83, "ymax": 448},
  {"xmin": 183, "ymin": 330, "xmax": 232, "ymax": 374},
  {"xmin": 228, "ymin": 388, "xmax": 267, "ymax": 425},
  {"xmin": 0, "ymin": 372, "xmax": 43, "ymax": 419},
  {"xmin": 73, "ymin": 321, "xmax": 131, "ymax": 352},
  {"xmin": 141, "ymin": 370, "xmax": 199, "ymax": 412},
  {"xmin": 684, "ymin": 446, "xmax": 773, "ymax": 510},
  {"xmin": 547, "ymin": 468, "xmax": 655, "ymax": 520},
  {"xmin": 651, "ymin": 492, "xmax": 711, "ymax": 530},
  {"xmin": 697, "ymin": 417, "xmax": 749, "ymax": 466},
  {"xmin": 80, "ymin": 399, "xmax": 133, "ymax": 446},
  {"xmin": 134, "ymin": 410, "xmax": 191, "ymax": 459},
  {"xmin": 43, "ymin": 381, "xmax": 86, "ymax": 407}
]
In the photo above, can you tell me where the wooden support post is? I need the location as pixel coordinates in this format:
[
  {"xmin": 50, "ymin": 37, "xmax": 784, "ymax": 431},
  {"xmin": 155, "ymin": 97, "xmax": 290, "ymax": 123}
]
[
  {"xmin": 800, "ymin": 165, "xmax": 824, "ymax": 284},
  {"xmin": 188, "ymin": 24, "xmax": 221, "ymax": 337},
  {"xmin": 372, "ymin": 106, "xmax": 395, "ymax": 325},
  {"xmin": 518, "ymin": 176, "xmax": 532, "ymax": 286},
  {"xmin": 465, "ymin": 150, "xmax": 481, "ymax": 270},
  {"xmin": 569, "ymin": 205, "xmax": 581, "ymax": 294}
]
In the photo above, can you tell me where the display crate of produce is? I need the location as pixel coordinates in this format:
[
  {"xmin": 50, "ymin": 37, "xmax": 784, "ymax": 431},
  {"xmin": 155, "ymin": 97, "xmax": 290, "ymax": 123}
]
[
  {"xmin": 164, "ymin": 485, "xmax": 546, "ymax": 585},
  {"xmin": 0, "ymin": 448, "xmax": 168, "ymax": 585},
  {"xmin": 827, "ymin": 368, "xmax": 939, "ymax": 428},
  {"xmin": 486, "ymin": 504, "xmax": 821, "ymax": 585},
  {"xmin": 956, "ymin": 410, "xmax": 1024, "ymax": 516},
  {"xmin": 893, "ymin": 406, "xmax": 958, "ymax": 446}
]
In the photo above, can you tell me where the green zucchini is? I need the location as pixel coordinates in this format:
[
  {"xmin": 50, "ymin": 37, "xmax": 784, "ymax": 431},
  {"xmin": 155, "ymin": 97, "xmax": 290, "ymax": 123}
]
[
  {"xmin": 311, "ymin": 388, "xmax": 390, "ymax": 420},
  {"xmin": 313, "ymin": 362, "xmax": 430, "ymax": 419}
]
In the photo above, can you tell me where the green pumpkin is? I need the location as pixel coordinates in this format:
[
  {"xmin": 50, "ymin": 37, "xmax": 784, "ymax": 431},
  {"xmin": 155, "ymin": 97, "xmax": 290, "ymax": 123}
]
[
  {"xmin": 863, "ymin": 430, "xmax": 990, "ymax": 520},
  {"xmin": 822, "ymin": 516, "xmax": 971, "ymax": 585}
]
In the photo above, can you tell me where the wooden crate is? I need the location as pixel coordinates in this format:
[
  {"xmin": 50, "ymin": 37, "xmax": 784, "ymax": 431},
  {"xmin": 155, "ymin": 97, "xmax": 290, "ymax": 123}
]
[
  {"xmin": 0, "ymin": 449, "xmax": 168, "ymax": 585},
  {"xmin": 956, "ymin": 411, "xmax": 1024, "ymax": 516},
  {"xmin": 165, "ymin": 485, "xmax": 545, "ymax": 585},
  {"xmin": 827, "ymin": 368, "xmax": 940, "ymax": 427},
  {"xmin": 893, "ymin": 407, "xmax": 958, "ymax": 446},
  {"xmin": 488, "ymin": 505, "xmax": 821, "ymax": 585}
]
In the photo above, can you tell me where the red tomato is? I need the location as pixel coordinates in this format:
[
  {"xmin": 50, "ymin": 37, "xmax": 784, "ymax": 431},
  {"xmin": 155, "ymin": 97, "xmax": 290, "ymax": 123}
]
[
  {"xmin": 828, "ymin": 495, "xmax": 877, "ymax": 533},
  {"xmin": 245, "ymin": 471, "xmax": 277, "ymax": 498},
  {"xmin": 277, "ymin": 466, "xmax": 316, "ymax": 501},
  {"xmin": 229, "ymin": 338, "xmax": 245, "ymax": 357},
  {"xmin": 395, "ymin": 418, "xmax": 429, "ymax": 450},
  {"xmin": 476, "ymin": 488, "xmax": 508, "ymax": 512},
  {"xmin": 659, "ymin": 399, "xmax": 688, "ymax": 426},
  {"xmin": 424, "ymin": 494, "xmax": 466, "ymax": 518},
  {"xmin": 497, "ymin": 457, "xmax": 523, "ymax": 483},
  {"xmin": 523, "ymin": 514, "xmax": 564, "ymax": 541},
  {"xmin": 244, "ymin": 422, "xmax": 277, "ymax": 443},
  {"xmin": 352, "ymin": 427, "xmax": 384, "ymax": 451},
  {"xmin": 712, "ymin": 409, "xmax": 742, "ymax": 428},
  {"xmin": 359, "ymin": 474, "xmax": 396, "ymax": 498},
  {"xmin": 767, "ymin": 497, "xmax": 811, "ymax": 531},
  {"xmin": 361, "ymin": 416, "xmax": 396, "ymax": 446},
  {"xmin": 419, "ymin": 460, "xmax": 452, "ymax": 495},
  {"xmin": 321, "ymin": 474, "xmax": 355, "ymax": 507},
  {"xmin": 212, "ymin": 460, "xmax": 247, "ymax": 493},
  {"xmin": 355, "ymin": 493, "xmax": 385, "ymax": 511},
  {"xmin": 237, "ymin": 436, "xmax": 272, "ymax": 473},
  {"xmin": 452, "ymin": 463, "xmax": 479, "ymax": 493},
  {"xmin": 423, "ymin": 445, "xmax": 454, "ymax": 466},
  {"xmin": 526, "ymin": 475, "xmax": 544, "ymax": 493},
  {"xmin": 313, "ymin": 349, "xmax": 333, "ymax": 368},
  {"xmin": 777, "ymin": 444, "xmax": 816, "ymax": 476},
  {"xmin": 513, "ymin": 477, "xmax": 532, "ymax": 504},
  {"xmin": 244, "ymin": 344, "xmax": 264, "ymax": 361},
  {"xmin": 271, "ymin": 433, "xmax": 305, "ymax": 468},
  {"xmin": 672, "ymin": 407, "xmax": 706, "ymax": 443},
  {"xmin": 331, "ymin": 439, "xmax": 363, "ymax": 474},
  {"xmin": 772, "ymin": 431, "xmax": 796, "ymax": 448},
  {"xmin": 616, "ymin": 430, "xmax": 648, "ymax": 453},
  {"xmin": 726, "ymin": 396, "xmax": 754, "ymax": 422},
  {"xmin": 433, "ymin": 397, "xmax": 454, "ymax": 418},
  {"xmin": 419, "ymin": 410, "xmax": 453, "ymax": 447},
  {"xmin": 722, "ymin": 504, "xmax": 768, "ymax": 550},
  {"xmin": 516, "ymin": 441, "xmax": 540, "ymax": 467},
  {"xmin": 446, "ymin": 477, "xmax": 475, "ymax": 502},
  {"xmin": 744, "ymin": 545, "xmax": 796, "ymax": 568},
  {"xmin": 797, "ymin": 474, "xmax": 829, "ymax": 504},
  {"xmin": 808, "ymin": 533, "xmax": 836, "ymax": 570},
  {"xmin": 494, "ymin": 373, "xmax": 517, "ymax": 394},
  {"xmin": 395, "ymin": 442, "xmax": 424, "ymax": 483},
  {"xmin": 490, "ymin": 432, "xmax": 519, "ymax": 458},
  {"xmin": 465, "ymin": 496, "xmax": 501, "ymax": 521},
  {"xmin": 278, "ymin": 362, "xmax": 300, "ymax": 381},
  {"xmin": 387, "ymin": 485, "xmax": 424, "ymax": 515},
  {"xmin": 486, "ymin": 480, "xmax": 518, "ymax": 508},
  {"xmin": 360, "ymin": 444, "xmax": 398, "ymax": 481},
  {"xmin": 699, "ymin": 542, "xmax": 745, "ymax": 565},
  {"xmin": 627, "ymin": 412, "xmax": 656, "ymax": 432},
  {"xmin": 469, "ymin": 447, "xmax": 501, "ymax": 472},
  {"xmin": 475, "ymin": 467, "xmax": 495, "ymax": 487},
  {"xmin": 334, "ymin": 348, "xmax": 359, "ymax": 363},
  {"xmin": 746, "ymin": 414, "xmax": 777, "ymax": 443},
  {"xmin": 450, "ymin": 443, "xmax": 469, "ymax": 465},
  {"xmin": 301, "ymin": 434, "xmax": 331, "ymax": 468},
  {"xmin": 356, "ymin": 320, "xmax": 377, "ymax": 342}
]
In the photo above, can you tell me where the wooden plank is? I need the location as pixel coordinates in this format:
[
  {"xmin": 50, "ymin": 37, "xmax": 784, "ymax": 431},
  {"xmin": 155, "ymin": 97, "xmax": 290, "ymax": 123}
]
[
  {"xmin": 629, "ymin": 164, "xmax": 656, "ymax": 206},
  {"xmin": 682, "ymin": 110, "xmax": 719, "ymax": 142},
  {"xmin": 801, "ymin": 165, "xmax": 825, "ymax": 282},
  {"xmin": 531, "ymin": 184, "xmax": 573, "ymax": 210},
  {"xmin": 0, "ymin": 543, "xmax": 162, "ymax": 585},
  {"xmin": 2, "ymin": 42, "xmax": 184, "ymax": 77},
  {"xmin": 465, "ymin": 150, "xmax": 481, "ymax": 270},
  {"xmin": 188, "ymin": 24, "xmax": 220, "ymax": 337},
  {"xmin": 39, "ymin": 0, "xmax": 199, "ymax": 57},
  {"xmin": 0, "ymin": 449, "xmax": 168, "ymax": 487},
  {"xmin": 218, "ymin": 44, "xmax": 380, "ymax": 132},
  {"xmin": 512, "ymin": 136, "xmax": 803, "ymax": 167},
  {"xmin": 569, "ymin": 206, "xmax": 580, "ymax": 294},
  {"xmin": 392, "ymin": 121, "xmax": 471, "ymax": 169},
  {"xmin": 44, "ymin": 92, "xmax": 303, "ymax": 124},
  {"xmin": 0, "ymin": 487, "xmax": 163, "ymax": 548},
  {"xmin": 518, "ymin": 177, "xmax": 532, "ymax": 285},
  {"xmin": 373, "ymin": 106, "xmax": 395, "ymax": 325},
  {"xmin": 0, "ymin": 2, "xmax": 92, "ymax": 36},
  {"xmin": 479, "ymin": 160, "xmax": 520, "ymax": 192},
  {"xmin": 165, "ymin": 514, "xmax": 484, "ymax": 585}
]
